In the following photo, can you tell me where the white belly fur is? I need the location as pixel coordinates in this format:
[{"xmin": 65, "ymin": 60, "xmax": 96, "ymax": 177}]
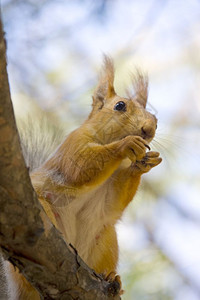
[{"xmin": 53, "ymin": 180, "xmax": 118, "ymax": 263}]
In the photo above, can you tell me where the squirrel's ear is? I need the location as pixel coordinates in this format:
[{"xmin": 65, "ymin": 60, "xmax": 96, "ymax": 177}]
[
  {"xmin": 92, "ymin": 55, "xmax": 116, "ymax": 111},
  {"xmin": 132, "ymin": 69, "xmax": 148, "ymax": 108}
]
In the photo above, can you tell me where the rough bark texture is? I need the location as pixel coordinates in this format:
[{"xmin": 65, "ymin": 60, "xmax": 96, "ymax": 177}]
[{"xmin": 0, "ymin": 17, "xmax": 121, "ymax": 300}]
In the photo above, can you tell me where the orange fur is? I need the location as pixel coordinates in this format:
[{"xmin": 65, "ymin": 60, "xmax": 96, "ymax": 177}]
[{"xmin": 4, "ymin": 57, "xmax": 162, "ymax": 298}]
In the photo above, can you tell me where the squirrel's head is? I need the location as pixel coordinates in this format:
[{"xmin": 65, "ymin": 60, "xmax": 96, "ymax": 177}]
[{"xmin": 87, "ymin": 56, "xmax": 157, "ymax": 145}]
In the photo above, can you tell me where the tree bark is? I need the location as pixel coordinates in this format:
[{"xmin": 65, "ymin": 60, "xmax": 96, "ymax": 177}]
[{"xmin": 0, "ymin": 16, "xmax": 121, "ymax": 300}]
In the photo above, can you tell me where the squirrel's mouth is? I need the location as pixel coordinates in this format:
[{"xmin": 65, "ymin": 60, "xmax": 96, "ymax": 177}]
[
  {"xmin": 142, "ymin": 135, "xmax": 154, "ymax": 145},
  {"xmin": 121, "ymin": 134, "xmax": 151, "ymax": 150}
]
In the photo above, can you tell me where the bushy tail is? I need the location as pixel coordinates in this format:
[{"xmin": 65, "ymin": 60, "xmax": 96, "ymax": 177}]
[{"xmin": 17, "ymin": 116, "xmax": 66, "ymax": 172}]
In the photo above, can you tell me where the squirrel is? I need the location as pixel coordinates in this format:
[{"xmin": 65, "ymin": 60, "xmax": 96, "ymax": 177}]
[{"xmin": 4, "ymin": 56, "xmax": 162, "ymax": 299}]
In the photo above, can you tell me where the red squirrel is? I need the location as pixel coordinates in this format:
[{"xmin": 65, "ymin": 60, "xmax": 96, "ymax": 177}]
[{"xmin": 4, "ymin": 56, "xmax": 162, "ymax": 299}]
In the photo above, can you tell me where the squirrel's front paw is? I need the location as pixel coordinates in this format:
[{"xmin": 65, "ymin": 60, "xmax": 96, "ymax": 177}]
[
  {"xmin": 133, "ymin": 151, "xmax": 162, "ymax": 174},
  {"xmin": 119, "ymin": 136, "xmax": 149, "ymax": 162}
]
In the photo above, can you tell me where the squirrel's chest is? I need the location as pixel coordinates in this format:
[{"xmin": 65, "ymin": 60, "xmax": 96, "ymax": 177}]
[{"xmin": 55, "ymin": 182, "xmax": 117, "ymax": 260}]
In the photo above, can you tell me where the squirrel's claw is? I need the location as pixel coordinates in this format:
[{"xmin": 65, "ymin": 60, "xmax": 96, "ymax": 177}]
[{"xmin": 103, "ymin": 272, "xmax": 124, "ymax": 296}]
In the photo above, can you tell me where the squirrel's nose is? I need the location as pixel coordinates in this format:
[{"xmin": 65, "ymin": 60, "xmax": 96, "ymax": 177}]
[{"xmin": 141, "ymin": 120, "xmax": 156, "ymax": 139}]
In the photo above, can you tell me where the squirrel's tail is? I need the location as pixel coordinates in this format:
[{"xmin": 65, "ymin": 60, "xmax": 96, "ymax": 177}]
[{"xmin": 17, "ymin": 116, "xmax": 65, "ymax": 172}]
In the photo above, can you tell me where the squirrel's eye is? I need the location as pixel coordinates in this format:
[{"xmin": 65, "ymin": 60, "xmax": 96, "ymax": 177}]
[{"xmin": 114, "ymin": 101, "xmax": 126, "ymax": 112}]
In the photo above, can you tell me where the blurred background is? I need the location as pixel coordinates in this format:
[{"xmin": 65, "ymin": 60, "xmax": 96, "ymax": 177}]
[{"xmin": 1, "ymin": 0, "xmax": 200, "ymax": 299}]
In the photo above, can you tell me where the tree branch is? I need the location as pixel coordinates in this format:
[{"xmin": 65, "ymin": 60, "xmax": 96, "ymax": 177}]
[{"xmin": 0, "ymin": 16, "xmax": 120, "ymax": 300}]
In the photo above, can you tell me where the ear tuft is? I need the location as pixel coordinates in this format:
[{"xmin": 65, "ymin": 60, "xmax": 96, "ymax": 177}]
[
  {"xmin": 92, "ymin": 55, "xmax": 116, "ymax": 113},
  {"xmin": 101, "ymin": 55, "xmax": 115, "ymax": 96},
  {"xmin": 131, "ymin": 69, "xmax": 148, "ymax": 107}
]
